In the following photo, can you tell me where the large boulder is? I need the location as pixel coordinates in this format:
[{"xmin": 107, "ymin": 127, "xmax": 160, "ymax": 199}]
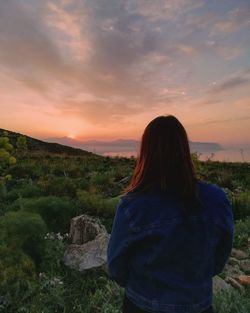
[{"xmin": 63, "ymin": 214, "xmax": 109, "ymax": 272}]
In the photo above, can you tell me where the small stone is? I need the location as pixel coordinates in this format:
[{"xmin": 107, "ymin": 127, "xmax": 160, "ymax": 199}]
[
  {"xmin": 225, "ymin": 277, "xmax": 244, "ymax": 291},
  {"xmin": 231, "ymin": 248, "xmax": 248, "ymax": 260},
  {"xmin": 213, "ymin": 276, "xmax": 231, "ymax": 294},
  {"xmin": 238, "ymin": 275, "xmax": 250, "ymax": 285},
  {"xmin": 228, "ymin": 257, "xmax": 239, "ymax": 266},
  {"xmin": 223, "ymin": 264, "xmax": 244, "ymax": 279},
  {"xmin": 239, "ymin": 260, "xmax": 250, "ymax": 273}
]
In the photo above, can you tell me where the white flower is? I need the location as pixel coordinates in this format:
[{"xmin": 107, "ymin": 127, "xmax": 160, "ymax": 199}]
[{"xmin": 49, "ymin": 276, "xmax": 63, "ymax": 286}]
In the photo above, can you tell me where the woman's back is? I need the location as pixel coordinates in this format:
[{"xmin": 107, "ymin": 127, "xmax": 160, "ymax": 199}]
[
  {"xmin": 107, "ymin": 115, "xmax": 234, "ymax": 313},
  {"xmin": 107, "ymin": 180, "xmax": 234, "ymax": 313}
]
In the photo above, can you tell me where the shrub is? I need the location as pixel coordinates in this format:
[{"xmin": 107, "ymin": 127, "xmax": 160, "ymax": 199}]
[
  {"xmin": 103, "ymin": 196, "xmax": 121, "ymax": 216},
  {"xmin": 0, "ymin": 245, "xmax": 37, "ymax": 312},
  {"xmin": 37, "ymin": 175, "xmax": 77, "ymax": 198},
  {"xmin": 19, "ymin": 184, "xmax": 44, "ymax": 198},
  {"xmin": 77, "ymin": 190, "xmax": 120, "ymax": 218},
  {"xmin": 0, "ymin": 179, "xmax": 7, "ymax": 199},
  {"xmin": 232, "ymin": 191, "xmax": 250, "ymax": 220},
  {"xmin": 74, "ymin": 178, "xmax": 89, "ymax": 190},
  {"xmin": 233, "ymin": 217, "xmax": 250, "ymax": 250},
  {"xmin": 89, "ymin": 172, "xmax": 114, "ymax": 194},
  {"xmin": 215, "ymin": 170, "xmax": 235, "ymax": 189},
  {"xmin": 0, "ymin": 211, "xmax": 47, "ymax": 267},
  {"xmin": 77, "ymin": 190, "xmax": 101, "ymax": 212},
  {"xmin": 19, "ymin": 196, "xmax": 76, "ymax": 233},
  {"xmin": 5, "ymin": 188, "xmax": 21, "ymax": 202},
  {"xmin": 8, "ymin": 163, "xmax": 36, "ymax": 179},
  {"xmin": 191, "ymin": 152, "xmax": 201, "ymax": 174}
]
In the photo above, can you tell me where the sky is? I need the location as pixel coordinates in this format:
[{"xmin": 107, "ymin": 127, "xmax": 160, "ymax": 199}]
[{"xmin": 0, "ymin": 0, "xmax": 250, "ymax": 144}]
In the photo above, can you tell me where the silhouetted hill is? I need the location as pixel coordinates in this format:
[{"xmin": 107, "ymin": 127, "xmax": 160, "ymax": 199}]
[
  {"xmin": 44, "ymin": 136, "xmax": 223, "ymax": 155},
  {"xmin": 0, "ymin": 128, "xmax": 95, "ymax": 156}
]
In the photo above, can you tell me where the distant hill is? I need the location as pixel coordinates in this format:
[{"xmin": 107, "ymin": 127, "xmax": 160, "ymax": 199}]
[
  {"xmin": 189, "ymin": 141, "xmax": 222, "ymax": 152},
  {"xmin": 0, "ymin": 128, "xmax": 95, "ymax": 156},
  {"xmin": 44, "ymin": 137, "xmax": 223, "ymax": 155}
]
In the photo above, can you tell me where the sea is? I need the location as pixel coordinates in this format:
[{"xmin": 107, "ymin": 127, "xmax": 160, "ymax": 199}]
[{"xmin": 102, "ymin": 148, "xmax": 250, "ymax": 163}]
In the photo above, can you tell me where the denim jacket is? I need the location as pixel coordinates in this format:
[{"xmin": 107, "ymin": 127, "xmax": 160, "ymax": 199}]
[{"xmin": 107, "ymin": 180, "xmax": 234, "ymax": 313}]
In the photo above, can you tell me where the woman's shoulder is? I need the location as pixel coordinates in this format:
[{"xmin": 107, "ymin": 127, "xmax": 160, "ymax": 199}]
[
  {"xmin": 118, "ymin": 188, "xmax": 156, "ymax": 209},
  {"xmin": 119, "ymin": 190, "xmax": 146, "ymax": 203},
  {"xmin": 196, "ymin": 179, "xmax": 228, "ymax": 200}
]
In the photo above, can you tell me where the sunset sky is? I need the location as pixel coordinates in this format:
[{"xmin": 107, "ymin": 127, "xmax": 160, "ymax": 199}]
[{"xmin": 0, "ymin": 0, "xmax": 250, "ymax": 144}]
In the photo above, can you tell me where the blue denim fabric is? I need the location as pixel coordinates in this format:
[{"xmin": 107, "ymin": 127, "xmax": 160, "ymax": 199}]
[{"xmin": 107, "ymin": 180, "xmax": 234, "ymax": 313}]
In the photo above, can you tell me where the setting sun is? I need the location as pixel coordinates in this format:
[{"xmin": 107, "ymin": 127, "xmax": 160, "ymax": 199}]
[{"xmin": 67, "ymin": 134, "xmax": 76, "ymax": 139}]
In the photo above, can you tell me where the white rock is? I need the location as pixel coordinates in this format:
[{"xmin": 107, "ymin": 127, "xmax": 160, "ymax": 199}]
[
  {"xmin": 69, "ymin": 214, "xmax": 106, "ymax": 244},
  {"xmin": 63, "ymin": 233, "xmax": 110, "ymax": 271}
]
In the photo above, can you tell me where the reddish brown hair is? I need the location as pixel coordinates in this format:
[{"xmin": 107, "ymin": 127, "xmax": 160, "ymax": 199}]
[{"xmin": 123, "ymin": 115, "xmax": 202, "ymax": 218}]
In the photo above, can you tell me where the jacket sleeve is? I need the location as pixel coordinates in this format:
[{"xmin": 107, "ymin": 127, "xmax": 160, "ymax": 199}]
[
  {"xmin": 213, "ymin": 190, "xmax": 234, "ymax": 277},
  {"xmin": 107, "ymin": 197, "xmax": 133, "ymax": 287}
]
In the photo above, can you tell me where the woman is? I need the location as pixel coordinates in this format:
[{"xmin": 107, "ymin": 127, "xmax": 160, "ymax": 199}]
[{"xmin": 107, "ymin": 115, "xmax": 234, "ymax": 313}]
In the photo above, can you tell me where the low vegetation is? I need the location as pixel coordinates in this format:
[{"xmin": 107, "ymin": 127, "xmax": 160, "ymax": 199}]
[{"xmin": 0, "ymin": 129, "xmax": 249, "ymax": 312}]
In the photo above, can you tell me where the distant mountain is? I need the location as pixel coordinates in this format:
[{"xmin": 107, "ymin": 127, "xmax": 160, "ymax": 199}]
[
  {"xmin": 189, "ymin": 141, "xmax": 222, "ymax": 152},
  {"xmin": 0, "ymin": 129, "xmax": 95, "ymax": 156},
  {"xmin": 44, "ymin": 136, "xmax": 223, "ymax": 155},
  {"xmin": 44, "ymin": 137, "xmax": 138, "ymax": 147}
]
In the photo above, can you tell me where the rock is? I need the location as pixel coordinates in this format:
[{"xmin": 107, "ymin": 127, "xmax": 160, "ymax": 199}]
[
  {"xmin": 223, "ymin": 263, "xmax": 244, "ymax": 279},
  {"xmin": 63, "ymin": 232, "xmax": 110, "ymax": 271},
  {"xmin": 225, "ymin": 277, "xmax": 244, "ymax": 291},
  {"xmin": 239, "ymin": 260, "xmax": 250, "ymax": 273},
  {"xmin": 238, "ymin": 275, "xmax": 250, "ymax": 285},
  {"xmin": 100, "ymin": 262, "xmax": 109, "ymax": 274},
  {"xmin": 213, "ymin": 276, "xmax": 231, "ymax": 293},
  {"xmin": 228, "ymin": 257, "xmax": 239, "ymax": 266},
  {"xmin": 69, "ymin": 214, "xmax": 106, "ymax": 244},
  {"xmin": 248, "ymin": 237, "xmax": 250, "ymax": 249},
  {"xmin": 231, "ymin": 248, "xmax": 248, "ymax": 260},
  {"xmin": 63, "ymin": 214, "xmax": 110, "ymax": 272}
]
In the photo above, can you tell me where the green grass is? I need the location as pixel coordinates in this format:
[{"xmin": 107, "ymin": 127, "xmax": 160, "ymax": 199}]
[
  {"xmin": 234, "ymin": 217, "xmax": 250, "ymax": 251},
  {"xmin": 232, "ymin": 191, "xmax": 250, "ymax": 220},
  {"xmin": 214, "ymin": 286, "xmax": 250, "ymax": 313}
]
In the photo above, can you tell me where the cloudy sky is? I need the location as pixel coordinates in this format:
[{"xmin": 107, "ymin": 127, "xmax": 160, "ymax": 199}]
[{"xmin": 0, "ymin": 0, "xmax": 250, "ymax": 144}]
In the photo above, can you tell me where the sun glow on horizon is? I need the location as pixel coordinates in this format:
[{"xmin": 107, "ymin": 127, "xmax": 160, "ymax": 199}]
[{"xmin": 67, "ymin": 134, "xmax": 77, "ymax": 139}]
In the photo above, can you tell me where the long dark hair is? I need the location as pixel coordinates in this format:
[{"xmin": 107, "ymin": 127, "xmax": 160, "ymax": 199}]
[{"xmin": 123, "ymin": 115, "xmax": 203, "ymax": 219}]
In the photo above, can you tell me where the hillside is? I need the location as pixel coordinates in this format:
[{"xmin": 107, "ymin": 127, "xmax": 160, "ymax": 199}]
[{"xmin": 0, "ymin": 128, "xmax": 96, "ymax": 157}]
